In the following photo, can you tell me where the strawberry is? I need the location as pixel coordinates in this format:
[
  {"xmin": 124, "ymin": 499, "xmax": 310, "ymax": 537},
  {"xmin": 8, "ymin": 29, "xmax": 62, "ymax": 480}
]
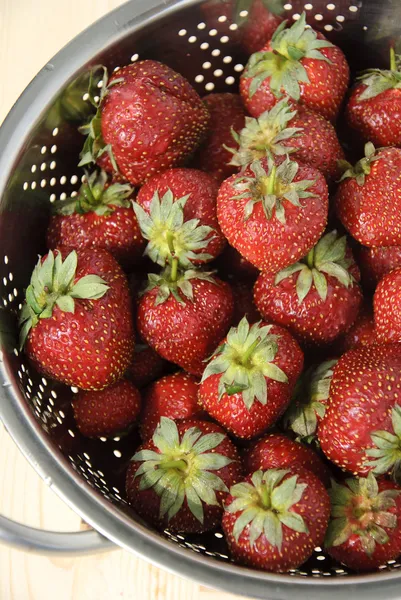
[
  {"xmin": 340, "ymin": 304, "xmax": 378, "ymax": 352},
  {"xmin": 135, "ymin": 168, "xmax": 225, "ymax": 262},
  {"xmin": 139, "ymin": 372, "xmax": 204, "ymax": 441},
  {"xmin": 193, "ymin": 94, "xmax": 246, "ymax": 183},
  {"xmin": 47, "ymin": 170, "xmax": 144, "ymax": 270},
  {"xmin": 214, "ymin": 244, "xmax": 259, "ymax": 283},
  {"xmin": 240, "ymin": 13, "xmax": 349, "ymax": 123},
  {"xmin": 20, "ymin": 248, "xmax": 134, "ymax": 390},
  {"xmin": 243, "ymin": 433, "xmax": 331, "ymax": 487},
  {"xmin": 237, "ymin": 0, "xmax": 283, "ymax": 55},
  {"xmin": 336, "ymin": 143, "xmax": 401, "ymax": 247},
  {"xmin": 357, "ymin": 245, "xmax": 401, "ymax": 290},
  {"xmin": 326, "ymin": 473, "xmax": 401, "ymax": 571},
  {"xmin": 137, "ymin": 265, "xmax": 234, "ymax": 377},
  {"xmin": 227, "ymin": 98, "xmax": 344, "ymax": 182},
  {"xmin": 318, "ymin": 343, "xmax": 401, "ymax": 477},
  {"xmin": 72, "ymin": 379, "xmax": 141, "ymax": 437},
  {"xmin": 374, "ymin": 268, "xmax": 401, "ymax": 343},
  {"xmin": 199, "ymin": 317, "xmax": 303, "ymax": 439},
  {"xmin": 217, "ymin": 155, "xmax": 328, "ymax": 273},
  {"xmin": 283, "ymin": 359, "xmax": 337, "ymax": 441},
  {"xmin": 126, "ymin": 341, "xmax": 167, "ymax": 389},
  {"xmin": 231, "ymin": 281, "xmax": 261, "ymax": 325},
  {"xmin": 126, "ymin": 417, "xmax": 242, "ymax": 533},
  {"xmin": 222, "ymin": 467, "xmax": 330, "ymax": 572},
  {"xmin": 254, "ymin": 231, "xmax": 362, "ymax": 345},
  {"xmin": 346, "ymin": 48, "xmax": 401, "ymax": 148},
  {"xmin": 79, "ymin": 61, "xmax": 210, "ymax": 185}
]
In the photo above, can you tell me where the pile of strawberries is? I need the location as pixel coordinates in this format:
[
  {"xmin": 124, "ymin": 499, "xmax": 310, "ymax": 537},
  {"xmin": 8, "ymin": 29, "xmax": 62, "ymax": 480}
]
[{"xmin": 19, "ymin": 10, "xmax": 401, "ymax": 574}]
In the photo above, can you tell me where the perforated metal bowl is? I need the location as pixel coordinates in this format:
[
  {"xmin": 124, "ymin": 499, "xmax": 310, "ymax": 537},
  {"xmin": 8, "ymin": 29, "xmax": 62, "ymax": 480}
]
[{"xmin": 1, "ymin": 0, "xmax": 401, "ymax": 598}]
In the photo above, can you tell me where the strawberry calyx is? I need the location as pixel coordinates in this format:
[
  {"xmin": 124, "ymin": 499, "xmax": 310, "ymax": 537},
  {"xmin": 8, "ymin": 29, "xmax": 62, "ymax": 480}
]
[
  {"xmin": 274, "ymin": 231, "xmax": 355, "ymax": 304},
  {"xmin": 283, "ymin": 359, "xmax": 337, "ymax": 439},
  {"xmin": 201, "ymin": 317, "xmax": 288, "ymax": 410},
  {"xmin": 132, "ymin": 417, "xmax": 234, "ymax": 524},
  {"xmin": 365, "ymin": 405, "xmax": 401, "ymax": 479},
  {"xmin": 143, "ymin": 265, "xmax": 217, "ymax": 306},
  {"xmin": 133, "ymin": 190, "xmax": 215, "ymax": 268},
  {"xmin": 78, "ymin": 66, "xmax": 123, "ymax": 172},
  {"xmin": 226, "ymin": 99, "xmax": 303, "ymax": 167},
  {"xmin": 53, "ymin": 170, "xmax": 132, "ymax": 216},
  {"xmin": 338, "ymin": 142, "xmax": 380, "ymax": 186},
  {"xmin": 244, "ymin": 12, "xmax": 333, "ymax": 100},
  {"xmin": 225, "ymin": 469, "xmax": 308, "ymax": 549},
  {"xmin": 19, "ymin": 250, "xmax": 109, "ymax": 347},
  {"xmin": 232, "ymin": 155, "xmax": 317, "ymax": 225},
  {"xmin": 356, "ymin": 47, "xmax": 401, "ymax": 101},
  {"xmin": 325, "ymin": 473, "xmax": 400, "ymax": 555}
]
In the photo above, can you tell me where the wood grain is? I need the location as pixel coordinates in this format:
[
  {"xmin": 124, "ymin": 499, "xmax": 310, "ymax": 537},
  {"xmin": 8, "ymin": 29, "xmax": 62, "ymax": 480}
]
[{"xmin": 0, "ymin": 1, "xmax": 248, "ymax": 598}]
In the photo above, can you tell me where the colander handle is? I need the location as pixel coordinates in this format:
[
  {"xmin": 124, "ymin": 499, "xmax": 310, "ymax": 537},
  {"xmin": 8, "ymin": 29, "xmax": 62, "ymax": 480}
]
[{"xmin": 0, "ymin": 515, "xmax": 115, "ymax": 554}]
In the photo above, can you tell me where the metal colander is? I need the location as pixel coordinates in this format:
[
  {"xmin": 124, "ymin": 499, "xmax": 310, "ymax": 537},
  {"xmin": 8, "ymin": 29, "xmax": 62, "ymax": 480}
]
[{"xmin": 1, "ymin": 0, "xmax": 401, "ymax": 598}]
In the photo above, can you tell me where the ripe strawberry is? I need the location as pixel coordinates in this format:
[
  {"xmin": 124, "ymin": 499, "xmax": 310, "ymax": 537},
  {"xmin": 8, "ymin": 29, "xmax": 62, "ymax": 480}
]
[
  {"xmin": 240, "ymin": 13, "xmax": 349, "ymax": 123},
  {"xmin": 318, "ymin": 343, "xmax": 401, "ymax": 477},
  {"xmin": 243, "ymin": 433, "xmax": 331, "ymax": 487},
  {"xmin": 199, "ymin": 317, "xmax": 303, "ymax": 439},
  {"xmin": 254, "ymin": 231, "xmax": 362, "ymax": 345},
  {"xmin": 222, "ymin": 467, "xmax": 330, "ymax": 572},
  {"xmin": 72, "ymin": 379, "xmax": 141, "ymax": 437},
  {"xmin": 227, "ymin": 99, "xmax": 344, "ymax": 182},
  {"xmin": 126, "ymin": 417, "xmax": 242, "ymax": 533},
  {"xmin": 283, "ymin": 359, "xmax": 337, "ymax": 440},
  {"xmin": 217, "ymin": 155, "xmax": 328, "ymax": 273},
  {"xmin": 231, "ymin": 281, "xmax": 261, "ymax": 325},
  {"xmin": 340, "ymin": 304, "xmax": 378, "ymax": 352},
  {"xmin": 126, "ymin": 341, "xmax": 167, "ymax": 389},
  {"xmin": 135, "ymin": 168, "xmax": 225, "ymax": 262},
  {"xmin": 139, "ymin": 372, "xmax": 204, "ymax": 441},
  {"xmin": 346, "ymin": 48, "xmax": 401, "ymax": 148},
  {"xmin": 374, "ymin": 269, "xmax": 401, "ymax": 343},
  {"xmin": 79, "ymin": 61, "xmax": 210, "ymax": 185},
  {"xmin": 326, "ymin": 473, "xmax": 401, "ymax": 571},
  {"xmin": 20, "ymin": 248, "xmax": 134, "ymax": 390},
  {"xmin": 193, "ymin": 94, "xmax": 246, "ymax": 183},
  {"xmin": 47, "ymin": 170, "xmax": 144, "ymax": 269},
  {"xmin": 214, "ymin": 244, "xmax": 259, "ymax": 283},
  {"xmin": 137, "ymin": 265, "xmax": 234, "ymax": 377},
  {"xmin": 357, "ymin": 245, "xmax": 401, "ymax": 290},
  {"xmin": 336, "ymin": 143, "xmax": 401, "ymax": 246},
  {"xmin": 237, "ymin": 0, "xmax": 283, "ymax": 55}
]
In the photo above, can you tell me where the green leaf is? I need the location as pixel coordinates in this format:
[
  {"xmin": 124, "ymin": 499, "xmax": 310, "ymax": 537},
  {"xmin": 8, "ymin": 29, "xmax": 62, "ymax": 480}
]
[
  {"xmin": 232, "ymin": 507, "xmax": 259, "ymax": 542},
  {"xmin": 312, "ymin": 268, "xmax": 328, "ymax": 302},
  {"xmin": 280, "ymin": 511, "xmax": 308, "ymax": 534},
  {"xmin": 325, "ymin": 517, "xmax": 349, "ymax": 547},
  {"xmin": 186, "ymin": 485, "xmax": 204, "ymax": 524},
  {"xmin": 192, "ymin": 432, "xmax": 225, "ymax": 455},
  {"xmin": 263, "ymin": 512, "xmax": 283, "ymax": 549},
  {"xmin": 296, "ymin": 266, "xmax": 313, "ymax": 303},
  {"xmin": 153, "ymin": 417, "xmax": 180, "ymax": 453},
  {"xmin": 70, "ymin": 275, "xmax": 109, "ymax": 300},
  {"xmin": 56, "ymin": 295, "xmax": 75, "ymax": 313},
  {"xmin": 249, "ymin": 512, "xmax": 266, "ymax": 547}
]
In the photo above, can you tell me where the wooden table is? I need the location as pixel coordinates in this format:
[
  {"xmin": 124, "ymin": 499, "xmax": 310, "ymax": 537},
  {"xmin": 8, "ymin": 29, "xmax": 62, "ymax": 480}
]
[{"xmin": 0, "ymin": 1, "xmax": 247, "ymax": 598}]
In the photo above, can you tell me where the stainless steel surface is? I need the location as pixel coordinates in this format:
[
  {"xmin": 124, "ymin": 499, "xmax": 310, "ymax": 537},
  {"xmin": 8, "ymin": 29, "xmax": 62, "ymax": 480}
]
[{"xmin": 1, "ymin": 0, "xmax": 401, "ymax": 597}]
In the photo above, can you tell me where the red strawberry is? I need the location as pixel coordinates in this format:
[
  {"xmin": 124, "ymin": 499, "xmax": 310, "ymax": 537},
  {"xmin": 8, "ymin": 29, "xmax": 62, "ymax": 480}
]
[
  {"xmin": 240, "ymin": 13, "xmax": 349, "ymax": 123},
  {"xmin": 318, "ymin": 343, "xmax": 401, "ymax": 477},
  {"xmin": 346, "ymin": 48, "xmax": 401, "ymax": 148},
  {"xmin": 47, "ymin": 170, "xmax": 144, "ymax": 270},
  {"xmin": 283, "ymin": 359, "xmax": 337, "ymax": 440},
  {"xmin": 231, "ymin": 281, "xmax": 261, "ymax": 325},
  {"xmin": 336, "ymin": 143, "xmax": 401, "ymax": 247},
  {"xmin": 20, "ymin": 248, "xmax": 134, "ymax": 390},
  {"xmin": 357, "ymin": 245, "xmax": 401, "ymax": 290},
  {"xmin": 72, "ymin": 379, "xmax": 141, "ymax": 437},
  {"xmin": 126, "ymin": 417, "xmax": 243, "ymax": 533},
  {"xmin": 140, "ymin": 372, "xmax": 204, "ymax": 441},
  {"xmin": 193, "ymin": 94, "xmax": 246, "ymax": 183},
  {"xmin": 135, "ymin": 168, "xmax": 225, "ymax": 262},
  {"xmin": 222, "ymin": 466, "xmax": 330, "ymax": 572},
  {"xmin": 137, "ymin": 265, "xmax": 234, "ymax": 377},
  {"xmin": 199, "ymin": 317, "xmax": 303, "ymax": 439},
  {"xmin": 340, "ymin": 304, "xmax": 378, "ymax": 352},
  {"xmin": 243, "ymin": 433, "xmax": 331, "ymax": 487},
  {"xmin": 237, "ymin": 0, "xmax": 283, "ymax": 55},
  {"xmin": 217, "ymin": 155, "xmax": 328, "ymax": 273},
  {"xmin": 215, "ymin": 244, "xmax": 259, "ymax": 283},
  {"xmin": 374, "ymin": 268, "xmax": 401, "ymax": 343},
  {"xmin": 326, "ymin": 474, "xmax": 401, "ymax": 571},
  {"xmin": 254, "ymin": 231, "xmax": 362, "ymax": 345},
  {"xmin": 79, "ymin": 61, "xmax": 210, "ymax": 185},
  {"xmin": 126, "ymin": 341, "xmax": 167, "ymax": 389},
  {"xmin": 227, "ymin": 99, "xmax": 344, "ymax": 182}
]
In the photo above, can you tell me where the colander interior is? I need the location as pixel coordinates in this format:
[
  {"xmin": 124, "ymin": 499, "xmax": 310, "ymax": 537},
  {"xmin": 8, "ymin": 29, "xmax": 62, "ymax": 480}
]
[{"xmin": 0, "ymin": 0, "xmax": 400, "ymax": 586}]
